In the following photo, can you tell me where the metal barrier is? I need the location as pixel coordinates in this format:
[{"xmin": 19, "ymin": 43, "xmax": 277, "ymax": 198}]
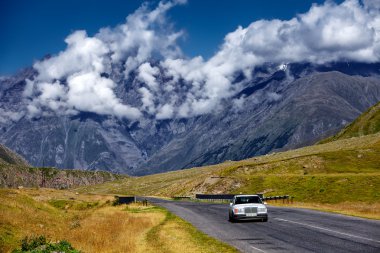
[
  {"xmin": 195, "ymin": 194, "xmax": 235, "ymax": 201},
  {"xmin": 263, "ymin": 195, "xmax": 293, "ymax": 204},
  {"xmin": 194, "ymin": 194, "xmax": 294, "ymax": 204},
  {"xmin": 172, "ymin": 196, "xmax": 192, "ymax": 200}
]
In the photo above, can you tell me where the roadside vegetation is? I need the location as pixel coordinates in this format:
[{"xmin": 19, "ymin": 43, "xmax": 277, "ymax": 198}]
[
  {"xmin": 78, "ymin": 132, "xmax": 380, "ymax": 220},
  {"xmin": 0, "ymin": 188, "xmax": 237, "ymax": 253}
]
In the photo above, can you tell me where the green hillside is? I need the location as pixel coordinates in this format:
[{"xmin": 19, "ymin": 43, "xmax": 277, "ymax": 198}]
[
  {"xmin": 321, "ymin": 101, "xmax": 380, "ymax": 143},
  {"xmin": 78, "ymin": 132, "xmax": 380, "ymax": 219}
]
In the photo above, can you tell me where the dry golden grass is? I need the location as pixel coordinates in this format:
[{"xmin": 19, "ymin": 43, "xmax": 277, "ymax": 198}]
[
  {"xmin": 145, "ymin": 210, "xmax": 238, "ymax": 253},
  {"xmin": 67, "ymin": 206, "xmax": 164, "ymax": 253},
  {"xmin": 0, "ymin": 188, "xmax": 163, "ymax": 252},
  {"xmin": 0, "ymin": 188, "xmax": 237, "ymax": 253}
]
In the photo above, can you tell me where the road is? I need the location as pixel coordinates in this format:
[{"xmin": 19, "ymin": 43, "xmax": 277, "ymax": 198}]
[{"xmin": 146, "ymin": 198, "xmax": 380, "ymax": 253}]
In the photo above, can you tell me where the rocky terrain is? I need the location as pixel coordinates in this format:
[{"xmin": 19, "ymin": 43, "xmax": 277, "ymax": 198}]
[
  {"xmin": 1, "ymin": 62, "xmax": 380, "ymax": 175},
  {"xmin": 0, "ymin": 143, "xmax": 123, "ymax": 188},
  {"xmin": 0, "ymin": 166, "xmax": 124, "ymax": 189}
]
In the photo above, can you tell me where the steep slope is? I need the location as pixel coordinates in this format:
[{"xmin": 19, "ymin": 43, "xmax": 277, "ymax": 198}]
[
  {"xmin": 1, "ymin": 63, "xmax": 380, "ymax": 175},
  {"xmin": 78, "ymin": 131, "xmax": 380, "ymax": 215},
  {"xmin": 0, "ymin": 143, "xmax": 123, "ymax": 188},
  {"xmin": 321, "ymin": 101, "xmax": 380, "ymax": 143},
  {"xmin": 0, "ymin": 144, "xmax": 29, "ymax": 167},
  {"xmin": 137, "ymin": 71, "xmax": 380, "ymax": 174},
  {"xmin": 0, "ymin": 166, "xmax": 124, "ymax": 189}
]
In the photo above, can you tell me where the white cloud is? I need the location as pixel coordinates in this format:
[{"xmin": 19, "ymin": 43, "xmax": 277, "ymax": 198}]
[
  {"xmin": 138, "ymin": 63, "xmax": 160, "ymax": 90},
  {"xmin": 34, "ymin": 31, "xmax": 110, "ymax": 81},
  {"xmin": 154, "ymin": 0, "xmax": 380, "ymax": 118},
  {"xmin": 138, "ymin": 87, "xmax": 156, "ymax": 114},
  {"xmin": 220, "ymin": 0, "xmax": 380, "ymax": 65},
  {"xmin": 25, "ymin": 0, "xmax": 186, "ymax": 120},
  {"xmin": 19, "ymin": 0, "xmax": 380, "ymax": 122},
  {"xmin": 156, "ymin": 104, "xmax": 174, "ymax": 119},
  {"xmin": 96, "ymin": 0, "xmax": 184, "ymax": 77},
  {"xmin": 66, "ymin": 72, "xmax": 141, "ymax": 119},
  {"xmin": 0, "ymin": 109, "xmax": 24, "ymax": 124}
]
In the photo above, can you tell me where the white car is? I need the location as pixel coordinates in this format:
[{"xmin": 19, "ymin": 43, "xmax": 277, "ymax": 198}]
[{"xmin": 228, "ymin": 195, "xmax": 268, "ymax": 222}]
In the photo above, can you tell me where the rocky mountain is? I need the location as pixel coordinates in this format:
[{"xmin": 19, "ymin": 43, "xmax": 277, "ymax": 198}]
[
  {"xmin": 0, "ymin": 143, "xmax": 29, "ymax": 167},
  {"xmin": 0, "ymin": 166, "xmax": 124, "ymax": 189},
  {"xmin": 0, "ymin": 142, "xmax": 123, "ymax": 188},
  {"xmin": 1, "ymin": 62, "xmax": 380, "ymax": 175}
]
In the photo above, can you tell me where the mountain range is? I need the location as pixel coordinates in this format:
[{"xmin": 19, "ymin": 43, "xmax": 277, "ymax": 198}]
[{"xmin": 1, "ymin": 61, "xmax": 380, "ymax": 175}]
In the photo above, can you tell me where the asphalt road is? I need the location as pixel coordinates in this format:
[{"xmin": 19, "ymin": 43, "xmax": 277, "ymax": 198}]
[{"xmin": 146, "ymin": 198, "xmax": 380, "ymax": 253}]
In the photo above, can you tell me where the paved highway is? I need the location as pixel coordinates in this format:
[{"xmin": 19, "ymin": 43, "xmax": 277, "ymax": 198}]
[{"xmin": 146, "ymin": 198, "xmax": 380, "ymax": 253}]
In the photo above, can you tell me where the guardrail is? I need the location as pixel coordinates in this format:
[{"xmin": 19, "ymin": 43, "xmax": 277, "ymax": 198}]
[
  {"xmin": 172, "ymin": 196, "xmax": 192, "ymax": 200},
  {"xmin": 264, "ymin": 195, "xmax": 294, "ymax": 204},
  {"xmin": 193, "ymin": 194, "xmax": 294, "ymax": 204},
  {"xmin": 195, "ymin": 194, "xmax": 235, "ymax": 201}
]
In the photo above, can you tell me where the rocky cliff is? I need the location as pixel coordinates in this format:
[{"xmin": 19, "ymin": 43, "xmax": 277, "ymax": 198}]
[{"xmin": 1, "ymin": 62, "xmax": 380, "ymax": 175}]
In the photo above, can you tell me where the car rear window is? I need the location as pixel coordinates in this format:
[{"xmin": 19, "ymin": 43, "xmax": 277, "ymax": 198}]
[{"xmin": 235, "ymin": 196, "xmax": 262, "ymax": 204}]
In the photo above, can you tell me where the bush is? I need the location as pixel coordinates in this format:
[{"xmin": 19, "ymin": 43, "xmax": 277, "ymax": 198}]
[{"xmin": 12, "ymin": 236, "xmax": 81, "ymax": 253}]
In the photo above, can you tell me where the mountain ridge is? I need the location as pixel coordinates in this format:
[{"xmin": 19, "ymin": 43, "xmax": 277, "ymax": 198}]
[{"xmin": 1, "ymin": 61, "xmax": 380, "ymax": 175}]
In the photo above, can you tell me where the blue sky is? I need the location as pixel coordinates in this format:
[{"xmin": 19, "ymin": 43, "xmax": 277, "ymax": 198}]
[{"xmin": 0, "ymin": 0, "xmax": 343, "ymax": 75}]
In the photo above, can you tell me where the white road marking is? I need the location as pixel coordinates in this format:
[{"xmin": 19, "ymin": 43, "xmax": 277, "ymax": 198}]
[
  {"xmin": 274, "ymin": 218, "xmax": 380, "ymax": 244},
  {"xmin": 250, "ymin": 245, "xmax": 267, "ymax": 253}
]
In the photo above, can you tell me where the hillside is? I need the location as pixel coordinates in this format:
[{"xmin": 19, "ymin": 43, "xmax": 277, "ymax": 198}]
[
  {"xmin": 1, "ymin": 63, "xmax": 380, "ymax": 175},
  {"xmin": 321, "ymin": 101, "xmax": 380, "ymax": 143},
  {"xmin": 0, "ymin": 166, "xmax": 124, "ymax": 189},
  {"xmin": 0, "ymin": 144, "xmax": 28, "ymax": 167},
  {"xmin": 0, "ymin": 143, "xmax": 124, "ymax": 189},
  {"xmin": 79, "ymin": 132, "xmax": 380, "ymax": 218}
]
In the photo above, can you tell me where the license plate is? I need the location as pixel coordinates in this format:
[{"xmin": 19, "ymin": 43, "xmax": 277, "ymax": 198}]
[{"xmin": 246, "ymin": 213, "xmax": 257, "ymax": 217}]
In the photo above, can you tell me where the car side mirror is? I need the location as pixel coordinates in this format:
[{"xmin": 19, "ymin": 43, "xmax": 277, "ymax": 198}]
[{"xmin": 229, "ymin": 201, "xmax": 233, "ymax": 206}]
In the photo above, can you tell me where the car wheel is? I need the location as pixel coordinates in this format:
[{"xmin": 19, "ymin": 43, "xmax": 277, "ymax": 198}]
[
  {"xmin": 262, "ymin": 218, "xmax": 268, "ymax": 222},
  {"xmin": 228, "ymin": 212, "xmax": 235, "ymax": 222}
]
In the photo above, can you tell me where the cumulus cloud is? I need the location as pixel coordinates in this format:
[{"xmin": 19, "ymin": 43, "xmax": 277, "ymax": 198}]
[
  {"xmin": 141, "ymin": 0, "xmax": 380, "ymax": 118},
  {"xmin": 34, "ymin": 30, "xmax": 110, "ymax": 81},
  {"xmin": 20, "ymin": 0, "xmax": 380, "ymax": 122},
  {"xmin": 25, "ymin": 0, "xmax": 185, "ymax": 120},
  {"xmin": 138, "ymin": 63, "xmax": 160, "ymax": 90},
  {"xmin": 97, "ymin": 0, "xmax": 185, "ymax": 76},
  {"xmin": 0, "ymin": 109, "xmax": 24, "ymax": 124}
]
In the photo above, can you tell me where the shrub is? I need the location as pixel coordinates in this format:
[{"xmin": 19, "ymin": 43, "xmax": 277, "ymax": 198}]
[{"xmin": 12, "ymin": 235, "xmax": 81, "ymax": 253}]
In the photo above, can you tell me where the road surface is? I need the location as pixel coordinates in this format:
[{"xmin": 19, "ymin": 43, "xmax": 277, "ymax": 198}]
[{"xmin": 146, "ymin": 198, "xmax": 380, "ymax": 253}]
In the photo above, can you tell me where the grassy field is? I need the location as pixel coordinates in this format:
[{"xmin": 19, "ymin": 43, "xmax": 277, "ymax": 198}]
[
  {"xmin": 0, "ymin": 188, "xmax": 237, "ymax": 253},
  {"xmin": 78, "ymin": 132, "xmax": 380, "ymax": 219}
]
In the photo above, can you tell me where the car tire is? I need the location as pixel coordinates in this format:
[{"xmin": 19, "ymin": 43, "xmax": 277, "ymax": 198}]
[
  {"xmin": 262, "ymin": 218, "xmax": 268, "ymax": 222},
  {"xmin": 228, "ymin": 212, "xmax": 235, "ymax": 222}
]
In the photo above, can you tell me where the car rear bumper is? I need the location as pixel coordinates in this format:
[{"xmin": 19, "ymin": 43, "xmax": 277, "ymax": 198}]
[{"xmin": 233, "ymin": 213, "xmax": 268, "ymax": 220}]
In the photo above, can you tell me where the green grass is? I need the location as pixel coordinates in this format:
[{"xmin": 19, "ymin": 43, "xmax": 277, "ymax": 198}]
[
  {"xmin": 76, "ymin": 132, "xmax": 380, "ymax": 219},
  {"xmin": 234, "ymin": 174, "xmax": 380, "ymax": 203}
]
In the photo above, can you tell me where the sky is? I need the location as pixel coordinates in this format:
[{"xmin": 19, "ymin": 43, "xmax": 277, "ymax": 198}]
[
  {"xmin": 1, "ymin": 0, "xmax": 380, "ymax": 124},
  {"xmin": 0, "ymin": 0, "xmax": 343, "ymax": 76}
]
